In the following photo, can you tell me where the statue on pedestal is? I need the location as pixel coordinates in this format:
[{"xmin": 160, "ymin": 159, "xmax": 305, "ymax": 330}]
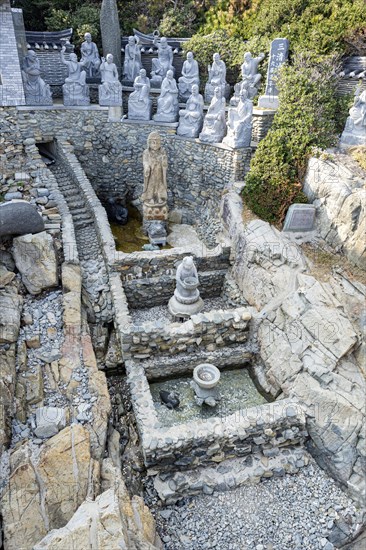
[
  {"xmin": 340, "ymin": 86, "xmax": 366, "ymax": 147},
  {"xmin": 22, "ymin": 51, "xmax": 52, "ymax": 106},
  {"xmin": 239, "ymin": 51, "xmax": 265, "ymax": 99},
  {"xmin": 199, "ymin": 87, "xmax": 226, "ymax": 144},
  {"xmin": 128, "ymin": 69, "xmax": 152, "ymax": 120},
  {"xmin": 80, "ymin": 32, "xmax": 101, "ymax": 78},
  {"xmin": 178, "ymin": 51, "xmax": 199, "ymax": 101},
  {"xmin": 142, "ymin": 132, "xmax": 168, "ymax": 243},
  {"xmin": 168, "ymin": 256, "xmax": 204, "ymax": 319},
  {"xmin": 204, "ymin": 52, "xmax": 230, "ymax": 103},
  {"xmin": 61, "ymin": 46, "xmax": 90, "ymax": 106},
  {"xmin": 99, "ymin": 53, "xmax": 122, "ymax": 106},
  {"xmin": 150, "ymin": 37, "xmax": 174, "ymax": 87},
  {"xmin": 123, "ymin": 36, "xmax": 142, "ymax": 82},
  {"xmin": 177, "ymin": 84, "xmax": 204, "ymax": 138},
  {"xmin": 223, "ymin": 88, "xmax": 253, "ymax": 148},
  {"xmin": 153, "ymin": 70, "xmax": 179, "ymax": 123}
]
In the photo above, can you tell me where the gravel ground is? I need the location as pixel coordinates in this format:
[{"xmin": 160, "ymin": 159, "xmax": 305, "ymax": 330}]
[
  {"xmin": 130, "ymin": 296, "xmax": 230, "ymax": 325},
  {"xmin": 144, "ymin": 462, "xmax": 362, "ymax": 550}
]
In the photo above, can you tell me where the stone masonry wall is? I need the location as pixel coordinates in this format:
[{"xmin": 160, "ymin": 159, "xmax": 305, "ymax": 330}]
[{"xmin": 0, "ymin": 2, "xmax": 25, "ymax": 106}]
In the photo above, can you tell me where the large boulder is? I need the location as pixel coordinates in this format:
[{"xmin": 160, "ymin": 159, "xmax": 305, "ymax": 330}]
[
  {"xmin": 0, "ymin": 200, "xmax": 44, "ymax": 237},
  {"xmin": 12, "ymin": 231, "xmax": 58, "ymax": 294},
  {"xmin": 0, "ymin": 424, "xmax": 100, "ymax": 550}
]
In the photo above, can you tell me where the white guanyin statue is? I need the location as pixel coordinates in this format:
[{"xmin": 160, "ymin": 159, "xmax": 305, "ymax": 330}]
[
  {"xmin": 199, "ymin": 86, "xmax": 227, "ymax": 144},
  {"xmin": 177, "ymin": 84, "xmax": 204, "ymax": 138}
]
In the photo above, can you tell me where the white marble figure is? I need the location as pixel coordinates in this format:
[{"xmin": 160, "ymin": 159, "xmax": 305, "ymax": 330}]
[
  {"xmin": 153, "ymin": 70, "xmax": 179, "ymax": 123},
  {"xmin": 80, "ymin": 32, "xmax": 101, "ymax": 78},
  {"xmin": 178, "ymin": 51, "xmax": 199, "ymax": 101},
  {"xmin": 128, "ymin": 69, "xmax": 152, "ymax": 120},
  {"xmin": 240, "ymin": 51, "xmax": 265, "ymax": 99},
  {"xmin": 98, "ymin": 54, "xmax": 122, "ymax": 106},
  {"xmin": 205, "ymin": 52, "xmax": 229, "ymax": 103},
  {"xmin": 340, "ymin": 85, "xmax": 366, "ymax": 146},
  {"xmin": 168, "ymin": 256, "xmax": 204, "ymax": 318},
  {"xmin": 150, "ymin": 37, "xmax": 174, "ymax": 86},
  {"xmin": 123, "ymin": 35, "xmax": 142, "ymax": 82},
  {"xmin": 223, "ymin": 88, "xmax": 253, "ymax": 148},
  {"xmin": 22, "ymin": 50, "xmax": 52, "ymax": 105},
  {"xmin": 199, "ymin": 86, "xmax": 226, "ymax": 144},
  {"xmin": 61, "ymin": 46, "xmax": 90, "ymax": 106},
  {"xmin": 177, "ymin": 84, "xmax": 204, "ymax": 138}
]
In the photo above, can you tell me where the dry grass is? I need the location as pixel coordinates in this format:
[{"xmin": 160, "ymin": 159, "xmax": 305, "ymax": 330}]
[{"xmin": 349, "ymin": 146, "xmax": 366, "ymax": 172}]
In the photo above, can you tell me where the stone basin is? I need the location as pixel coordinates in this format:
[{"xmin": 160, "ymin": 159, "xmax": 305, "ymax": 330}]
[{"xmin": 193, "ymin": 363, "xmax": 221, "ymax": 389}]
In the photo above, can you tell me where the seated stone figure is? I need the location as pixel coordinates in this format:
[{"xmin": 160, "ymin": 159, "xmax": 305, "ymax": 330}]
[
  {"xmin": 341, "ymin": 86, "xmax": 366, "ymax": 146},
  {"xmin": 123, "ymin": 35, "xmax": 142, "ymax": 82},
  {"xmin": 223, "ymin": 88, "xmax": 253, "ymax": 148},
  {"xmin": 199, "ymin": 86, "xmax": 226, "ymax": 144},
  {"xmin": 240, "ymin": 51, "xmax": 265, "ymax": 99},
  {"xmin": 105, "ymin": 198, "xmax": 128, "ymax": 225},
  {"xmin": 61, "ymin": 46, "xmax": 90, "ymax": 106},
  {"xmin": 80, "ymin": 32, "xmax": 101, "ymax": 78},
  {"xmin": 99, "ymin": 54, "xmax": 122, "ymax": 106},
  {"xmin": 177, "ymin": 84, "xmax": 204, "ymax": 138},
  {"xmin": 168, "ymin": 256, "xmax": 204, "ymax": 318},
  {"xmin": 153, "ymin": 70, "xmax": 179, "ymax": 123},
  {"xmin": 150, "ymin": 37, "xmax": 174, "ymax": 86},
  {"xmin": 128, "ymin": 72, "xmax": 152, "ymax": 120},
  {"xmin": 22, "ymin": 51, "xmax": 52, "ymax": 105},
  {"xmin": 204, "ymin": 52, "xmax": 230, "ymax": 103},
  {"xmin": 178, "ymin": 51, "xmax": 199, "ymax": 101}
]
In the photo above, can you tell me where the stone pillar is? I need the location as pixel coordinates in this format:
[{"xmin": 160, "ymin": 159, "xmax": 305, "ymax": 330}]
[
  {"xmin": 0, "ymin": 0, "xmax": 25, "ymax": 106},
  {"xmin": 258, "ymin": 38, "xmax": 289, "ymax": 110},
  {"xmin": 100, "ymin": 0, "xmax": 121, "ymax": 76}
]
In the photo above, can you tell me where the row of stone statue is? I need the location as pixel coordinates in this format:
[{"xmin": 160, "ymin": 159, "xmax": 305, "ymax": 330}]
[{"xmin": 128, "ymin": 70, "xmax": 253, "ymax": 148}]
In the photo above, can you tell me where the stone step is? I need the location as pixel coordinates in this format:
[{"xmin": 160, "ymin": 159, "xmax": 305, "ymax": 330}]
[{"xmin": 151, "ymin": 445, "xmax": 310, "ymax": 505}]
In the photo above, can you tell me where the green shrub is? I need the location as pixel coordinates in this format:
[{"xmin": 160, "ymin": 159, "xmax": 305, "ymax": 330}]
[{"xmin": 242, "ymin": 53, "xmax": 350, "ymax": 224}]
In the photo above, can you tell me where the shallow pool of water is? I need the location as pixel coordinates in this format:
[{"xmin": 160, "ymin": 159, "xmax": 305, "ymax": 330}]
[{"xmin": 150, "ymin": 368, "xmax": 268, "ymax": 427}]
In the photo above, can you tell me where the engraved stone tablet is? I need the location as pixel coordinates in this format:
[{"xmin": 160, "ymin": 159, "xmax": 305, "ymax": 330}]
[
  {"xmin": 283, "ymin": 204, "xmax": 316, "ymax": 232},
  {"xmin": 258, "ymin": 38, "xmax": 289, "ymax": 109}
]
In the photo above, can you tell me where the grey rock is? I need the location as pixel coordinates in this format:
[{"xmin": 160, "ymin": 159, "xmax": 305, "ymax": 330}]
[
  {"xmin": 0, "ymin": 201, "xmax": 44, "ymax": 237},
  {"xmin": 34, "ymin": 407, "xmax": 66, "ymax": 438}
]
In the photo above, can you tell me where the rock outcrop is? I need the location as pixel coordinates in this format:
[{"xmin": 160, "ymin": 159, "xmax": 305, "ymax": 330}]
[
  {"xmin": 0, "ymin": 200, "xmax": 44, "ymax": 237},
  {"xmin": 12, "ymin": 231, "xmax": 58, "ymax": 294}
]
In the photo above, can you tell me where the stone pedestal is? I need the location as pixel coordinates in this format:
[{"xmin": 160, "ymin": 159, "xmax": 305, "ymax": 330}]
[
  {"xmin": 168, "ymin": 272, "xmax": 204, "ymax": 319},
  {"xmin": 258, "ymin": 94, "xmax": 279, "ymax": 109},
  {"xmin": 340, "ymin": 116, "xmax": 366, "ymax": 147},
  {"xmin": 108, "ymin": 105, "xmax": 122, "ymax": 122}
]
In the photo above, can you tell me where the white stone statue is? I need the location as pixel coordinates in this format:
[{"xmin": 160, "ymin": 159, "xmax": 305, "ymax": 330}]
[
  {"xmin": 150, "ymin": 37, "xmax": 174, "ymax": 86},
  {"xmin": 199, "ymin": 86, "xmax": 227, "ymax": 144},
  {"xmin": 153, "ymin": 70, "xmax": 179, "ymax": 123},
  {"xmin": 142, "ymin": 132, "xmax": 168, "ymax": 206},
  {"xmin": 22, "ymin": 51, "xmax": 52, "ymax": 105},
  {"xmin": 128, "ymin": 69, "xmax": 152, "ymax": 120},
  {"xmin": 168, "ymin": 256, "xmax": 204, "ymax": 318},
  {"xmin": 123, "ymin": 35, "xmax": 142, "ymax": 82},
  {"xmin": 240, "ymin": 51, "xmax": 265, "ymax": 99},
  {"xmin": 223, "ymin": 88, "xmax": 253, "ymax": 148},
  {"xmin": 80, "ymin": 32, "xmax": 101, "ymax": 78},
  {"xmin": 177, "ymin": 84, "xmax": 204, "ymax": 138},
  {"xmin": 178, "ymin": 51, "xmax": 200, "ymax": 101},
  {"xmin": 340, "ymin": 85, "xmax": 366, "ymax": 147},
  {"xmin": 99, "ymin": 53, "xmax": 122, "ymax": 106},
  {"xmin": 61, "ymin": 46, "xmax": 90, "ymax": 106},
  {"xmin": 205, "ymin": 52, "xmax": 230, "ymax": 103}
]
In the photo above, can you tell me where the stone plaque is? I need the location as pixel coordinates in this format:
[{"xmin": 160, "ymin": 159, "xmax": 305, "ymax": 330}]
[
  {"xmin": 283, "ymin": 204, "xmax": 316, "ymax": 232},
  {"xmin": 258, "ymin": 38, "xmax": 289, "ymax": 109}
]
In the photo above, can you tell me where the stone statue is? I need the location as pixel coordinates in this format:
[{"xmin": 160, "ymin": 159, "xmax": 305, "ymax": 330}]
[
  {"xmin": 178, "ymin": 51, "xmax": 200, "ymax": 101},
  {"xmin": 123, "ymin": 35, "xmax": 142, "ymax": 82},
  {"xmin": 168, "ymin": 256, "xmax": 204, "ymax": 318},
  {"xmin": 240, "ymin": 51, "xmax": 265, "ymax": 99},
  {"xmin": 153, "ymin": 70, "xmax": 179, "ymax": 123},
  {"xmin": 61, "ymin": 46, "xmax": 90, "ymax": 106},
  {"xmin": 22, "ymin": 51, "xmax": 52, "ymax": 105},
  {"xmin": 105, "ymin": 198, "xmax": 128, "ymax": 225},
  {"xmin": 99, "ymin": 53, "xmax": 122, "ymax": 106},
  {"xmin": 128, "ymin": 69, "xmax": 152, "ymax": 120},
  {"xmin": 223, "ymin": 88, "xmax": 253, "ymax": 148},
  {"xmin": 340, "ymin": 85, "xmax": 366, "ymax": 147},
  {"xmin": 150, "ymin": 37, "xmax": 174, "ymax": 87},
  {"xmin": 199, "ymin": 87, "xmax": 227, "ymax": 144},
  {"xmin": 80, "ymin": 32, "xmax": 101, "ymax": 78},
  {"xmin": 205, "ymin": 52, "xmax": 230, "ymax": 103},
  {"xmin": 177, "ymin": 84, "xmax": 204, "ymax": 138},
  {"xmin": 142, "ymin": 131, "xmax": 168, "ymax": 206}
]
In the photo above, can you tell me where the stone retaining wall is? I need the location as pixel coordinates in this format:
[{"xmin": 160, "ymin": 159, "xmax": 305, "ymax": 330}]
[{"xmin": 122, "ymin": 307, "xmax": 251, "ymax": 360}]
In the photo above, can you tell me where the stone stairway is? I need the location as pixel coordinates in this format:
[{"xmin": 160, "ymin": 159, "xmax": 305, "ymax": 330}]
[{"xmin": 49, "ymin": 162, "xmax": 114, "ymax": 325}]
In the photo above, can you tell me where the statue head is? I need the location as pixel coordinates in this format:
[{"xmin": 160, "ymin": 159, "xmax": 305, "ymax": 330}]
[
  {"xmin": 244, "ymin": 52, "xmax": 252, "ymax": 61},
  {"xmin": 213, "ymin": 52, "xmax": 220, "ymax": 63},
  {"xmin": 106, "ymin": 53, "xmax": 113, "ymax": 64},
  {"xmin": 147, "ymin": 131, "xmax": 161, "ymax": 151},
  {"xmin": 166, "ymin": 69, "xmax": 174, "ymax": 80},
  {"xmin": 28, "ymin": 50, "xmax": 37, "ymax": 59},
  {"xmin": 214, "ymin": 86, "xmax": 221, "ymax": 98},
  {"xmin": 240, "ymin": 87, "xmax": 249, "ymax": 101},
  {"xmin": 182, "ymin": 256, "xmax": 194, "ymax": 270},
  {"xmin": 161, "ymin": 37, "xmax": 168, "ymax": 47},
  {"xmin": 128, "ymin": 36, "xmax": 135, "ymax": 45},
  {"xmin": 84, "ymin": 32, "xmax": 92, "ymax": 43},
  {"xmin": 70, "ymin": 53, "xmax": 78, "ymax": 62},
  {"xmin": 191, "ymin": 84, "xmax": 199, "ymax": 95},
  {"xmin": 187, "ymin": 51, "xmax": 194, "ymax": 61}
]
